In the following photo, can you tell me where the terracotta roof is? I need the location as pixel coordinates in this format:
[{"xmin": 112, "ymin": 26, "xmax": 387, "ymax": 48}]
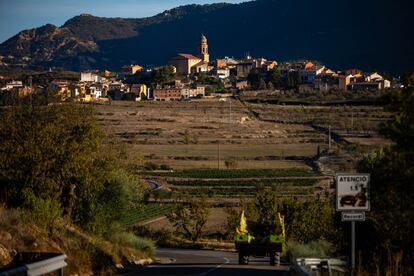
[{"xmin": 176, "ymin": 53, "xmax": 202, "ymax": 60}]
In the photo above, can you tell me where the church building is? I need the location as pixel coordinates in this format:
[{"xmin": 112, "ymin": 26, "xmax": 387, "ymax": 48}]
[{"xmin": 169, "ymin": 35, "xmax": 210, "ymax": 75}]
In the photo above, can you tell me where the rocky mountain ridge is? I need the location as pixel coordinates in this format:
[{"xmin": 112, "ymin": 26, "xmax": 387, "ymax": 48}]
[{"xmin": 0, "ymin": 0, "xmax": 412, "ymax": 74}]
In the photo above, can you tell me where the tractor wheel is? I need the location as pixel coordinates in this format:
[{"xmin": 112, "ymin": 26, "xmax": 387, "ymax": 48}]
[
  {"xmin": 238, "ymin": 252, "xmax": 249, "ymax": 265},
  {"xmin": 270, "ymin": 252, "xmax": 280, "ymax": 266}
]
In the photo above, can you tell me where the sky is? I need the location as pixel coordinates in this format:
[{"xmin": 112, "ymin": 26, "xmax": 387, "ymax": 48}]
[{"xmin": 0, "ymin": 0, "xmax": 244, "ymax": 43}]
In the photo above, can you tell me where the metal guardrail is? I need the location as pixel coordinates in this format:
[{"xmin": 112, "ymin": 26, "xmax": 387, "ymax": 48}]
[
  {"xmin": 0, "ymin": 253, "xmax": 67, "ymax": 276},
  {"xmin": 294, "ymin": 258, "xmax": 348, "ymax": 276}
]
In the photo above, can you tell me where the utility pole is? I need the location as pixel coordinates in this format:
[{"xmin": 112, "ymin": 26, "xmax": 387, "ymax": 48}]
[
  {"xmin": 351, "ymin": 111, "xmax": 354, "ymax": 132},
  {"xmin": 351, "ymin": 220, "xmax": 356, "ymax": 274},
  {"xmin": 328, "ymin": 125, "xmax": 331, "ymax": 150},
  {"xmin": 229, "ymin": 99, "xmax": 232, "ymax": 129},
  {"xmin": 217, "ymin": 140, "xmax": 220, "ymax": 170},
  {"xmin": 217, "ymin": 120, "xmax": 221, "ymax": 170}
]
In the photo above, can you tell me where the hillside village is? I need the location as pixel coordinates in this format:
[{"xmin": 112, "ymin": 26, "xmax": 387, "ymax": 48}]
[{"xmin": 0, "ymin": 35, "xmax": 397, "ymax": 103}]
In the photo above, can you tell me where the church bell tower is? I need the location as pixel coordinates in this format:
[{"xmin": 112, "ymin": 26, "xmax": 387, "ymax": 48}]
[{"xmin": 199, "ymin": 34, "xmax": 209, "ymax": 62}]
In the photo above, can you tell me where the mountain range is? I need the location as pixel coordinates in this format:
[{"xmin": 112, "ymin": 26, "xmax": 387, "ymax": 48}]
[{"xmin": 0, "ymin": 0, "xmax": 412, "ymax": 75}]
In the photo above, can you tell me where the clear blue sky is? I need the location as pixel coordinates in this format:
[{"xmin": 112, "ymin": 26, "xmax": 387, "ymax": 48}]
[{"xmin": 0, "ymin": 0, "xmax": 244, "ymax": 43}]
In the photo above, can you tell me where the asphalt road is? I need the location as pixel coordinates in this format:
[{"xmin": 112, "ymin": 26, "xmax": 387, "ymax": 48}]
[
  {"xmin": 147, "ymin": 180, "xmax": 162, "ymax": 191},
  {"xmin": 129, "ymin": 248, "xmax": 290, "ymax": 276}
]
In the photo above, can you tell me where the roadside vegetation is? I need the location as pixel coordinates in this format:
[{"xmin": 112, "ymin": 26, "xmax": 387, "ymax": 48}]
[
  {"xmin": 355, "ymin": 73, "xmax": 414, "ymax": 274},
  {"xmin": 0, "ymin": 98, "xmax": 153, "ymax": 273}
]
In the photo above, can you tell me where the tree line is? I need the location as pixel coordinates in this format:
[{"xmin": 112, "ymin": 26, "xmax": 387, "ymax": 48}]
[{"xmin": 0, "ymin": 95, "xmax": 146, "ymax": 237}]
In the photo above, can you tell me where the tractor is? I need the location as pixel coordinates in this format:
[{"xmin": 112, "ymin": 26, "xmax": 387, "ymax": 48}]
[{"xmin": 234, "ymin": 211, "xmax": 286, "ymax": 266}]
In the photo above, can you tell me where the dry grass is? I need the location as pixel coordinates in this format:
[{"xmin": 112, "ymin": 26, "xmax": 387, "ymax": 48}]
[{"xmin": 0, "ymin": 207, "xmax": 152, "ymax": 274}]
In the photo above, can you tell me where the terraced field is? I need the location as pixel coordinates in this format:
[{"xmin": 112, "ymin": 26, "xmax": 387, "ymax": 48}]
[
  {"xmin": 121, "ymin": 204, "xmax": 178, "ymax": 227},
  {"xmin": 96, "ymin": 100, "xmax": 325, "ymax": 171},
  {"xmin": 146, "ymin": 168, "xmax": 328, "ymax": 202}
]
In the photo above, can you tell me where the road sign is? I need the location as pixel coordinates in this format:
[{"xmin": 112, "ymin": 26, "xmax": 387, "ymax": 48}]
[
  {"xmin": 336, "ymin": 173, "xmax": 370, "ymax": 211},
  {"xmin": 341, "ymin": 212, "xmax": 365, "ymax": 221}
]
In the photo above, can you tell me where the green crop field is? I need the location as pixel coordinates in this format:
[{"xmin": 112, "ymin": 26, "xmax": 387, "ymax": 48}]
[
  {"xmin": 168, "ymin": 178, "xmax": 318, "ymax": 187},
  {"xmin": 172, "ymin": 187, "xmax": 314, "ymax": 196},
  {"xmin": 148, "ymin": 168, "xmax": 318, "ymax": 178},
  {"xmin": 121, "ymin": 204, "xmax": 178, "ymax": 227}
]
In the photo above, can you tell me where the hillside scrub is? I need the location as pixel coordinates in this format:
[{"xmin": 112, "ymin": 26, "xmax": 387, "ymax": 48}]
[
  {"xmin": 0, "ymin": 102, "xmax": 152, "ymax": 270},
  {"xmin": 0, "ymin": 207, "xmax": 153, "ymax": 273}
]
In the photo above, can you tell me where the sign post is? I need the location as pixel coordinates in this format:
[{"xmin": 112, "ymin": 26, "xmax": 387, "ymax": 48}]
[{"xmin": 336, "ymin": 173, "xmax": 370, "ymax": 274}]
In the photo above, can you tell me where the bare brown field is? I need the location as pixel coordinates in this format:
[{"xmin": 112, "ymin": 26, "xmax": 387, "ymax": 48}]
[
  {"xmin": 246, "ymin": 102, "xmax": 391, "ymax": 137},
  {"xmin": 96, "ymin": 100, "xmax": 324, "ymax": 170}
]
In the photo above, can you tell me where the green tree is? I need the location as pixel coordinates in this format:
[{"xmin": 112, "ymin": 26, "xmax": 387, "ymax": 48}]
[
  {"xmin": 247, "ymin": 69, "xmax": 262, "ymax": 89},
  {"xmin": 285, "ymin": 71, "xmax": 301, "ymax": 89},
  {"xmin": 0, "ymin": 103, "xmax": 145, "ymax": 236},
  {"xmin": 194, "ymin": 72, "xmax": 207, "ymax": 84},
  {"xmin": 258, "ymin": 79, "xmax": 267, "ymax": 90},
  {"xmin": 224, "ymin": 157, "xmax": 238, "ymax": 169},
  {"xmin": 267, "ymin": 81, "xmax": 274, "ymax": 90},
  {"xmin": 244, "ymin": 189, "xmax": 339, "ymax": 244},
  {"xmin": 266, "ymin": 67, "xmax": 281, "ymax": 88},
  {"xmin": 152, "ymin": 65, "xmax": 176, "ymax": 84},
  {"xmin": 357, "ymin": 73, "xmax": 414, "ymax": 272},
  {"xmin": 224, "ymin": 206, "xmax": 240, "ymax": 239},
  {"xmin": 166, "ymin": 200, "xmax": 210, "ymax": 242}
]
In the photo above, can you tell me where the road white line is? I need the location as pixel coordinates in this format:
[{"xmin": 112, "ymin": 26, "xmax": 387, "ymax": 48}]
[{"xmin": 198, "ymin": 257, "xmax": 230, "ymax": 276}]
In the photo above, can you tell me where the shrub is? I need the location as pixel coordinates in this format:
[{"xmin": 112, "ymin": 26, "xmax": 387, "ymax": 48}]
[
  {"xmin": 80, "ymin": 170, "xmax": 145, "ymax": 236},
  {"xmin": 224, "ymin": 207, "xmax": 240, "ymax": 239},
  {"xmin": 22, "ymin": 191, "xmax": 63, "ymax": 235},
  {"xmin": 160, "ymin": 164, "xmax": 171, "ymax": 170},
  {"xmin": 286, "ymin": 240, "xmax": 335, "ymax": 262},
  {"xmin": 144, "ymin": 162, "xmax": 159, "ymax": 171},
  {"xmin": 110, "ymin": 232, "xmax": 155, "ymax": 256}
]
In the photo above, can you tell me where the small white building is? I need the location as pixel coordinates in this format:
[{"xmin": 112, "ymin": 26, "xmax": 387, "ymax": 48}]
[
  {"xmin": 88, "ymin": 84, "xmax": 104, "ymax": 98},
  {"xmin": 215, "ymin": 68, "xmax": 230, "ymax": 79},
  {"xmin": 4, "ymin": 81, "xmax": 23, "ymax": 90},
  {"xmin": 181, "ymin": 86, "xmax": 205, "ymax": 98},
  {"xmin": 81, "ymin": 72, "xmax": 99, "ymax": 82}
]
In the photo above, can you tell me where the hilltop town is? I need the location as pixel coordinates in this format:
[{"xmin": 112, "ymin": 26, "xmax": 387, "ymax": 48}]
[{"xmin": 0, "ymin": 35, "xmax": 399, "ymax": 103}]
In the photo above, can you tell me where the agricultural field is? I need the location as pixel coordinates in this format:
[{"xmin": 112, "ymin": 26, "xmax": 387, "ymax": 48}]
[
  {"xmin": 121, "ymin": 203, "xmax": 178, "ymax": 227},
  {"xmin": 95, "ymin": 98, "xmax": 390, "ymax": 229},
  {"xmin": 147, "ymin": 168, "xmax": 328, "ymax": 203},
  {"xmin": 96, "ymin": 100, "xmax": 325, "ymax": 171}
]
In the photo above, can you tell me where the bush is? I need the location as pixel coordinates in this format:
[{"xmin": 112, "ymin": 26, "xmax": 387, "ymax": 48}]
[
  {"xmin": 160, "ymin": 164, "xmax": 171, "ymax": 170},
  {"xmin": 134, "ymin": 226, "xmax": 174, "ymax": 247},
  {"xmin": 80, "ymin": 170, "xmax": 145, "ymax": 236},
  {"xmin": 286, "ymin": 240, "xmax": 335, "ymax": 262},
  {"xmin": 144, "ymin": 162, "xmax": 159, "ymax": 171},
  {"xmin": 110, "ymin": 232, "xmax": 155, "ymax": 256},
  {"xmin": 22, "ymin": 191, "xmax": 63, "ymax": 235}
]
